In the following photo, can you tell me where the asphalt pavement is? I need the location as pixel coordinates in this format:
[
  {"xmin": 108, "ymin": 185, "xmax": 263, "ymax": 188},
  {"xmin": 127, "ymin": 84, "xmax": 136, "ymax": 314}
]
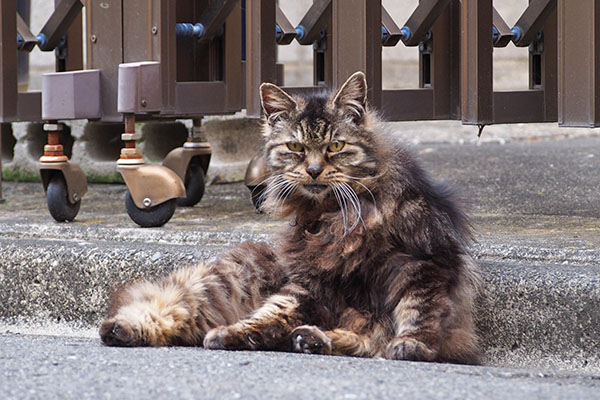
[{"xmin": 1, "ymin": 333, "xmax": 599, "ymax": 400}]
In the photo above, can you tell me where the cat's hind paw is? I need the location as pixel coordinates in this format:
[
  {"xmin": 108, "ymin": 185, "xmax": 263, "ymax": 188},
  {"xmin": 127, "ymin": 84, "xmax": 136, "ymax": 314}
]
[
  {"xmin": 385, "ymin": 337, "xmax": 437, "ymax": 361},
  {"xmin": 291, "ymin": 326, "xmax": 332, "ymax": 355}
]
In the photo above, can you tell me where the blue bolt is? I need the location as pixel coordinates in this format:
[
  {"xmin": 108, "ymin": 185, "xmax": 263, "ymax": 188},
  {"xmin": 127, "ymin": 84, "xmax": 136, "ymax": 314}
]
[
  {"xmin": 193, "ymin": 23, "xmax": 205, "ymax": 37},
  {"xmin": 36, "ymin": 33, "xmax": 47, "ymax": 47},
  {"xmin": 276, "ymin": 25, "xmax": 282, "ymax": 40},
  {"xmin": 492, "ymin": 26, "xmax": 499, "ymax": 42},
  {"xmin": 175, "ymin": 23, "xmax": 205, "ymax": 38},
  {"xmin": 400, "ymin": 26, "xmax": 411, "ymax": 41},
  {"xmin": 381, "ymin": 26, "xmax": 388, "ymax": 39},
  {"xmin": 511, "ymin": 26, "xmax": 522, "ymax": 42},
  {"xmin": 295, "ymin": 25, "xmax": 305, "ymax": 41},
  {"xmin": 17, "ymin": 33, "xmax": 24, "ymax": 49}
]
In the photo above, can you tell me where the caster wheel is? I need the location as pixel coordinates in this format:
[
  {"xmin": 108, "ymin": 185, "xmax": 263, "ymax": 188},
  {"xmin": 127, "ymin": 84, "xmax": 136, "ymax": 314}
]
[
  {"xmin": 248, "ymin": 184, "xmax": 267, "ymax": 212},
  {"xmin": 176, "ymin": 163, "xmax": 206, "ymax": 207},
  {"xmin": 125, "ymin": 191, "xmax": 176, "ymax": 227},
  {"xmin": 46, "ymin": 174, "xmax": 81, "ymax": 222}
]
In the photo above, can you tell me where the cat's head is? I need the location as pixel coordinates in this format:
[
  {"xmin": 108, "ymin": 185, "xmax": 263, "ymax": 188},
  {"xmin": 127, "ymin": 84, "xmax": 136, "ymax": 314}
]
[{"xmin": 258, "ymin": 72, "xmax": 385, "ymax": 217}]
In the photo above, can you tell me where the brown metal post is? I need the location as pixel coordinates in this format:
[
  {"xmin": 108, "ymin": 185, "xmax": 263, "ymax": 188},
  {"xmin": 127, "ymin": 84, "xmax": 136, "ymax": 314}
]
[
  {"xmin": 0, "ymin": 0, "xmax": 18, "ymax": 122},
  {"xmin": 63, "ymin": 11, "xmax": 83, "ymax": 71},
  {"xmin": 86, "ymin": 0, "xmax": 124, "ymax": 121},
  {"xmin": 245, "ymin": 0, "xmax": 277, "ymax": 117},
  {"xmin": 558, "ymin": 0, "xmax": 600, "ymax": 127},
  {"xmin": 429, "ymin": 0, "xmax": 460, "ymax": 119},
  {"xmin": 460, "ymin": 0, "xmax": 493, "ymax": 125},
  {"xmin": 224, "ymin": 2, "xmax": 242, "ymax": 112},
  {"xmin": 0, "ymin": 123, "xmax": 5, "ymax": 203},
  {"xmin": 534, "ymin": 2, "xmax": 557, "ymax": 122},
  {"xmin": 53, "ymin": 0, "xmax": 83, "ymax": 71},
  {"xmin": 331, "ymin": 0, "xmax": 382, "ymax": 108}
]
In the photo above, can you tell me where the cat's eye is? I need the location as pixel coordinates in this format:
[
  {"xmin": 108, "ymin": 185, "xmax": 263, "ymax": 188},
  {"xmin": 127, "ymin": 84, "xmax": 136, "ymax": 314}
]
[
  {"xmin": 286, "ymin": 142, "xmax": 304, "ymax": 152},
  {"xmin": 327, "ymin": 141, "xmax": 345, "ymax": 152}
]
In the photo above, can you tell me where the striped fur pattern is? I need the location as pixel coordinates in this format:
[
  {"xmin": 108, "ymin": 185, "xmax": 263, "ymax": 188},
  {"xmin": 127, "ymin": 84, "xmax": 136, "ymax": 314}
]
[{"xmin": 100, "ymin": 72, "xmax": 481, "ymax": 364}]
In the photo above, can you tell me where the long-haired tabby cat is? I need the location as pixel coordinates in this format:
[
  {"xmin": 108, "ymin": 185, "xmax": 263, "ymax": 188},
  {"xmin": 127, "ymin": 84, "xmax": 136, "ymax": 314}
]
[{"xmin": 100, "ymin": 72, "xmax": 481, "ymax": 363}]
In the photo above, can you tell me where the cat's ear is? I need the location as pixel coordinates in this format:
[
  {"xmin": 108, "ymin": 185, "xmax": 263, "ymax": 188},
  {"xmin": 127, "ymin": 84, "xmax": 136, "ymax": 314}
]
[
  {"xmin": 260, "ymin": 83, "xmax": 297, "ymax": 125},
  {"xmin": 331, "ymin": 71, "xmax": 368, "ymax": 123}
]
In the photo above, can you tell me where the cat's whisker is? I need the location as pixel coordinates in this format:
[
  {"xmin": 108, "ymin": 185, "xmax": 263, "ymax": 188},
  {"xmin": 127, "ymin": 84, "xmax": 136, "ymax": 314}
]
[
  {"xmin": 340, "ymin": 172, "xmax": 386, "ymax": 181},
  {"xmin": 330, "ymin": 184, "xmax": 349, "ymax": 237},
  {"xmin": 271, "ymin": 180, "xmax": 297, "ymax": 214},
  {"xmin": 258, "ymin": 178, "xmax": 288, "ymax": 204},
  {"xmin": 278, "ymin": 181, "xmax": 297, "ymax": 207},
  {"xmin": 250, "ymin": 174, "xmax": 281, "ymax": 196},
  {"xmin": 339, "ymin": 182, "xmax": 366, "ymax": 232},
  {"xmin": 337, "ymin": 174, "xmax": 378, "ymax": 207},
  {"xmin": 350, "ymin": 180, "xmax": 377, "ymax": 208}
]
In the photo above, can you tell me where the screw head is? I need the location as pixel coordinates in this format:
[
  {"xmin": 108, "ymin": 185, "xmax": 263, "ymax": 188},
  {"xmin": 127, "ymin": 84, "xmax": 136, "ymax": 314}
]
[
  {"xmin": 151, "ymin": 26, "xmax": 158, "ymax": 35},
  {"xmin": 90, "ymin": 34, "xmax": 97, "ymax": 43},
  {"xmin": 140, "ymin": 99, "xmax": 148, "ymax": 107},
  {"xmin": 142, "ymin": 198, "xmax": 152, "ymax": 208},
  {"xmin": 72, "ymin": 193, "xmax": 79, "ymax": 202}
]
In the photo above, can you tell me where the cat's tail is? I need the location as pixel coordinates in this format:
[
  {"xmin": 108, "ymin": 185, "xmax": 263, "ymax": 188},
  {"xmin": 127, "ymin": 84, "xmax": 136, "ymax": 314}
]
[{"xmin": 99, "ymin": 242, "xmax": 284, "ymax": 346}]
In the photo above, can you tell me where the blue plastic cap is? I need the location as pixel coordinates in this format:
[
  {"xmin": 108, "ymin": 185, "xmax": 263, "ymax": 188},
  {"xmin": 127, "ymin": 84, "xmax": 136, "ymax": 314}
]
[
  {"xmin": 176, "ymin": 23, "xmax": 204, "ymax": 38},
  {"xmin": 193, "ymin": 23, "xmax": 205, "ymax": 37},
  {"xmin": 381, "ymin": 26, "xmax": 388, "ymax": 39},
  {"xmin": 276, "ymin": 25, "xmax": 282, "ymax": 40},
  {"xmin": 492, "ymin": 26, "xmax": 499, "ymax": 42},
  {"xmin": 17, "ymin": 33, "xmax": 24, "ymax": 48},
  {"xmin": 36, "ymin": 33, "xmax": 47, "ymax": 47},
  {"xmin": 511, "ymin": 26, "xmax": 522, "ymax": 42},
  {"xmin": 295, "ymin": 25, "xmax": 305, "ymax": 41},
  {"xmin": 400, "ymin": 26, "xmax": 411, "ymax": 41}
]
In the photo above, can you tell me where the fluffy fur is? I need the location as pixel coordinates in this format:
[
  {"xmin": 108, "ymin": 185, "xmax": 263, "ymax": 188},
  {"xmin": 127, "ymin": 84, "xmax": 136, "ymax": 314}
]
[{"xmin": 100, "ymin": 72, "xmax": 481, "ymax": 364}]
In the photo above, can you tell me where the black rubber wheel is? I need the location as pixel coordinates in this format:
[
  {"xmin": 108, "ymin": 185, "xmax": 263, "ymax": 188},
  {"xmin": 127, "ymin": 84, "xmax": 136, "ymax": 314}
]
[
  {"xmin": 249, "ymin": 184, "xmax": 267, "ymax": 212},
  {"xmin": 46, "ymin": 174, "xmax": 81, "ymax": 222},
  {"xmin": 125, "ymin": 191, "xmax": 176, "ymax": 228},
  {"xmin": 176, "ymin": 163, "xmax": 206, "ymax": 207}
]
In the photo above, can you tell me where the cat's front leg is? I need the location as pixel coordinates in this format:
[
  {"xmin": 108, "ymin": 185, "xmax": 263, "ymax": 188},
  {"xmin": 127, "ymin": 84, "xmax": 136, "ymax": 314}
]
[{"xmin": 204, "ymin": 284, "xmax": 308, "ymax": 351}]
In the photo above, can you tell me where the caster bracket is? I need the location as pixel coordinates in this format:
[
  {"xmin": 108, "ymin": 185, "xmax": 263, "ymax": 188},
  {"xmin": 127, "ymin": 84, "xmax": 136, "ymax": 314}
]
[
  {"xmin": 40, "ymin": 161, "xmax": 88, "ymax": 205},
  {"xmin": 118, "ymin": 164, "xmax": 185, "ymax": 209}
]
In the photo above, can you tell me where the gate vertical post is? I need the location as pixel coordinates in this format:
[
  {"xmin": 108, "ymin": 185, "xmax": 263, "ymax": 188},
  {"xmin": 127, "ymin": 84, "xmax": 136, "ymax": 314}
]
[
  {"xmin": 245, "ymin": 0, "xmax": 277, "ymax": 118},
  {"xmin": 85, "ymin": 0, "xmax": 124, "ymax": 121},
  {"xmin": 460, "ymin": 0, "xmax": 493, "ymax": 125},
  {"xmin": 0, "ymin": 0, "xmax": 18, "ymax": 121},
  {"xmin": 534, "ymin": 2, "xmax": 557, "ymax": 122},
  {"xmin": 331, "ymin": 0, "xmax": 382, "ymax": 108},
  {"xmin": 558, "ymin": 0, "xmax": 600, "ymax": 127},
  {"xmin": 430, "ymin": 0, "xmax": 461, "ymax": 119}
]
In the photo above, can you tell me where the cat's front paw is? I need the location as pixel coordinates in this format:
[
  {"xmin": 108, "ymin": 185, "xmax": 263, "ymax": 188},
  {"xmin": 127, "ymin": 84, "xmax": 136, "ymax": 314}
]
[
  {"xmin": 385, "ymin": 337, "xmax": 437, "ymax": 361},
  {"xmin": 291, "ymin": 326, "xmax": 332, "ymax": 355},
  {"xmin": 203, "ymin": 326, "xmax": 260, "ymax": 350},
  {"xmin": 99, "ymin": 319, "xmax": 145, "ymax": 347}
]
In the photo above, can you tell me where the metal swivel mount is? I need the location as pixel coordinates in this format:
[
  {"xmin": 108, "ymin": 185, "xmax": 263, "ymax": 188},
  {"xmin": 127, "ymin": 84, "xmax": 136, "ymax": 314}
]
[
  {"xmin": 116, "ymin": 62, "xmax": 185, "ymax": 227},
  {"xmin": 163, "ymin": 118, "xmax": 212, "ymax": 208}
]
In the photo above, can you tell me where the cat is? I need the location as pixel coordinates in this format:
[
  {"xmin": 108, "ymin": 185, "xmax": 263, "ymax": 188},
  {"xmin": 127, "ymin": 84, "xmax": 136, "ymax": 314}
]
[{"xmin": 99, "ymin": 71, "xmax": 481, "ymax": 363}]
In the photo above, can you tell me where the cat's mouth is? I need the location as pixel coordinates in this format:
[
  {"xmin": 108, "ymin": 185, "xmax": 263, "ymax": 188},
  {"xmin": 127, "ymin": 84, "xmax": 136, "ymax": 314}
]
[{"xmin": 303, "ymin": 184, "xmax": 328, "ymax": 194}]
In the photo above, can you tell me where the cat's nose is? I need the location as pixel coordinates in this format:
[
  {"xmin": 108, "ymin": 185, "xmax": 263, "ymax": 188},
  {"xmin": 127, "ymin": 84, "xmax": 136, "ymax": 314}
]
[{"xmin": 306, "ymin": 164, "xmax": 323, "ymax": 179}]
